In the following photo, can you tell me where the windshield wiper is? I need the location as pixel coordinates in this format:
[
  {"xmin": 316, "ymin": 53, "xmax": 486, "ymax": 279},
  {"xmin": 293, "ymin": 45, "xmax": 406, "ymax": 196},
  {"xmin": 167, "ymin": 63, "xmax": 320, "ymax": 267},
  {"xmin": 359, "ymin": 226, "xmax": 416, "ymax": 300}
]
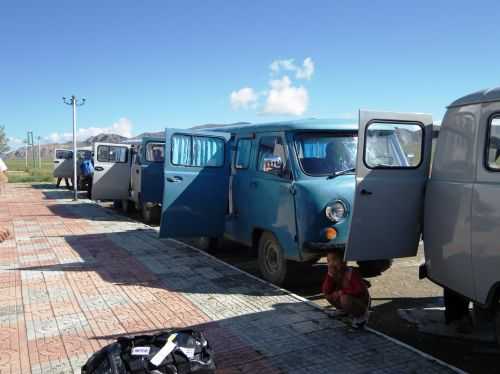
[{"xmin": 327, "ymin": 167, "xmax": 356, "ymax": 179}]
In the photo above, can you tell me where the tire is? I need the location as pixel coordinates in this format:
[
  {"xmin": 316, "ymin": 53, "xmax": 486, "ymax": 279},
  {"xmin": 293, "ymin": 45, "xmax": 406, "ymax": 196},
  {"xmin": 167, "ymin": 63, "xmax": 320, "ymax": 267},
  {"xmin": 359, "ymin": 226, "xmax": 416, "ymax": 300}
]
[
  {"xmin": 357, "ymin": 259, "xmax": 393, "ymax": 278},
  {"xmin": 142, "ymin": 204, "xmax": 153, "ymax": 223},
  {"xmin": 258, "ymin": 232, "xmax": 288, "ymax": 286},
  {"xmin": 197, "ymin": 237, "xmax": 220, "ymax": 253},
  {"xmin": 121, "ymin": 199, "xmax": 130, "ymax": 214},
  {"xmin": 142, "ymin": 204, "xmax": 161, "ymax": 224},
  {"xmin": 495, "ymin": 303, "xmax": 500, "ymax": 347},
  {"xmin": 113, "ymin": 200, "xmax": 122, "ymax": 210}
]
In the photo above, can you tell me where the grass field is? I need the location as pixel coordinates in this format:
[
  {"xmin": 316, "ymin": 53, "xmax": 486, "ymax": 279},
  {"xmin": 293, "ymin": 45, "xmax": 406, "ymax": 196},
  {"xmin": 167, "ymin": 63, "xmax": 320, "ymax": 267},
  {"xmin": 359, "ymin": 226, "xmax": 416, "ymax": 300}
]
[{"xmin": 5, "ymin": 159, "xmax": 55, "ymax": 183}]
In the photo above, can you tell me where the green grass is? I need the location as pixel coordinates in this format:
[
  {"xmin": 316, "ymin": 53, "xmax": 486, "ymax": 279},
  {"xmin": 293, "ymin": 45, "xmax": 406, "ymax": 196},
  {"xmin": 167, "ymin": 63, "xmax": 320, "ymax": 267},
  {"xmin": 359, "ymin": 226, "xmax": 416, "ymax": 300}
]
[{"xmin": 5, "ymin": 159, "xmax": 54, "ymax": 183}]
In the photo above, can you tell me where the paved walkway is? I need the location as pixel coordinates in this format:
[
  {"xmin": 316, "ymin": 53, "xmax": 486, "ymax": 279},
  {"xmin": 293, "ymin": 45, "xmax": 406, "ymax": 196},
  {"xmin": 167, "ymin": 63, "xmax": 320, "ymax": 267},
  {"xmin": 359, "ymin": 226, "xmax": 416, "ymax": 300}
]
[{"xmin": 0, "ymin": 184, "xmax": 461, "ymax": 373}]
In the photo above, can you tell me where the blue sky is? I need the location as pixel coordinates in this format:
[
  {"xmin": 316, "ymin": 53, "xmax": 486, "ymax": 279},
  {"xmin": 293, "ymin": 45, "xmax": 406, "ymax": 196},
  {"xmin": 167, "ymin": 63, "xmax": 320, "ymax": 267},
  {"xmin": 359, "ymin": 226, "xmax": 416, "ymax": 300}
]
[{"xmin": 1, "ymin": 0, "xmax": 499, "ymax": 149}]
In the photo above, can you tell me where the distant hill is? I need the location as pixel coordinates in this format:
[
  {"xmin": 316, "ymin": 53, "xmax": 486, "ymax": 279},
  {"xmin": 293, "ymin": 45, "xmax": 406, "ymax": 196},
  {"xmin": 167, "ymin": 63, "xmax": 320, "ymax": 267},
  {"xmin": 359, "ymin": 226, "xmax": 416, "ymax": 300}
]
[
  {"xmin": 4, "ymin": 122, "xmax": 252, "ymax": 160},
  {"xmin": 3, "ymin": 133, "xmax": 128, "ymax": 160}
]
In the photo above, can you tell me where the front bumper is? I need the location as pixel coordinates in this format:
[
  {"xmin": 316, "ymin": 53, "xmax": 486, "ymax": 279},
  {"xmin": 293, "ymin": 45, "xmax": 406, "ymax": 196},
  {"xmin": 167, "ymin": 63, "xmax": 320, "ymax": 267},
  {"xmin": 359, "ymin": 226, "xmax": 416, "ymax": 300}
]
[{"xmin": 302, "ymin": 241, "xmax": 345, "ymax": 254}]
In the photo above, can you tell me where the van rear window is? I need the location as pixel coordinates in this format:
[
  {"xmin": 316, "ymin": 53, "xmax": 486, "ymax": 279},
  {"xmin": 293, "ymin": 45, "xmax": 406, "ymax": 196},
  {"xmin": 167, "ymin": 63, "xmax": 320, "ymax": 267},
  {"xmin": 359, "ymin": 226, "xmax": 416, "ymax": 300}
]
[
  {"xmin": 171, "ymin": 134, "xmax": 224, "ymax": 167},
  {"xmin": 294, "ymin": 133, "xmax": 357, "ymax": 176}
]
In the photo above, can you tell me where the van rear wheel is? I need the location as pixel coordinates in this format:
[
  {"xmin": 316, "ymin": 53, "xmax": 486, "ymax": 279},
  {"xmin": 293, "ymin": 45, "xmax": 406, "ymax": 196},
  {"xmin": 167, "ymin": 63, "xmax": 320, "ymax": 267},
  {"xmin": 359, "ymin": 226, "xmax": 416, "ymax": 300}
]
[{"xmin": 258, "ymin": 232, "xmax": 288, "ymax": 286}]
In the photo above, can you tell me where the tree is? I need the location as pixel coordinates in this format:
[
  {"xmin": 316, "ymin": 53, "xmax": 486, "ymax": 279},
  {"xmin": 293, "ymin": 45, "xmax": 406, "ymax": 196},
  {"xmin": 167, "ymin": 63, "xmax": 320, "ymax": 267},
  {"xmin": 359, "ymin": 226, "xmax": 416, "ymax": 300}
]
[{"xmin": 0, "ymin": 126, "xmax": 9, "ymax": 155}]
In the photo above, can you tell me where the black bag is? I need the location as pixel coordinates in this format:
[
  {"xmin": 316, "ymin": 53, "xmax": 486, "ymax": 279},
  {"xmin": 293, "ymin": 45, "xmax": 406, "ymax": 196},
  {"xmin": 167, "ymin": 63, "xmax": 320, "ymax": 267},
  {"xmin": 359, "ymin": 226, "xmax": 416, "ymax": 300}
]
[{"xmin": 82, "ymin": 329, "xmax": 216, "ymax": 374}]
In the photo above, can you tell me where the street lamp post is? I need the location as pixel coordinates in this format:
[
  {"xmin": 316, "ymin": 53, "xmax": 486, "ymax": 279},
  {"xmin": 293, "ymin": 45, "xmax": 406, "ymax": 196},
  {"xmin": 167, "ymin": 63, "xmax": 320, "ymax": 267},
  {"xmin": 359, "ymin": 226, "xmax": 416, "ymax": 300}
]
[{"xmin": 63, "ymin": 95, "xmax": 85, "ymax": 201}]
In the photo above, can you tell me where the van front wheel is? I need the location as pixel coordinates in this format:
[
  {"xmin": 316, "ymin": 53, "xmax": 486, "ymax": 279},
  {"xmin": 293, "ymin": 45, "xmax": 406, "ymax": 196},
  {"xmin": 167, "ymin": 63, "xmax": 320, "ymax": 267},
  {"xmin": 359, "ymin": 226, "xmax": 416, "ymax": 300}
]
[{"xmin": 258, "ymin": 232, "xmax": 288, "ymax": 286}]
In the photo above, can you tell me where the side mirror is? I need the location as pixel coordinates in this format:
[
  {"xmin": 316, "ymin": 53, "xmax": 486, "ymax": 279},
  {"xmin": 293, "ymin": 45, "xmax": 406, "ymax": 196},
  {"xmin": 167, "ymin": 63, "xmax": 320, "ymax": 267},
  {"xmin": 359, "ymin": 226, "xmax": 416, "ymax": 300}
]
[{"xmin": 263, "ymin": 155, "xmax": 283, "ymax": 173}]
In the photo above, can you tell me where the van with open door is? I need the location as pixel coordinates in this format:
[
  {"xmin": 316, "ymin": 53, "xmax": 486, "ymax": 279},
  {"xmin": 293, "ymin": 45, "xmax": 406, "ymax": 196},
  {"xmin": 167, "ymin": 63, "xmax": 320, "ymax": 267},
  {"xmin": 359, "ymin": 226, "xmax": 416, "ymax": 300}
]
[
  {"xmin": 91, "ymin": 138, "xmax": 166, "ymax": 223},
  {"xmin": 91, "ymin": 142, "xmax": 132, "ymax": 203},
  {"xmin": 345, "ymin": 87, "xmax": 500, "ymax": 342},
  {"xmin": 128, "ymin": 136, "xmax": 165, "ymax": 222},
  {"xmin": 158, "ymin": 120, "xmax": 412, "ymax": 285}
]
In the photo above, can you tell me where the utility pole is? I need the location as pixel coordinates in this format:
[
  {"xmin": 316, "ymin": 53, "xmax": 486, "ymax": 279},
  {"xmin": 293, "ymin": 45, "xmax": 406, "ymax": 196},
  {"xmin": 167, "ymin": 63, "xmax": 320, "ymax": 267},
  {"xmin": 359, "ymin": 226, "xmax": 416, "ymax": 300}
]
[
  {"xmin": 25, "ymin": 135, "xmax": 28, "ymax": 170},
  {"xmin": 37, "ymin": 136, "xmax": 41, "ymax": 168},
  {"xmin": 29, "ymin": 132, "xmax": 35, "ymax": 169},
  {"xmin": 63, "ymin": 95, "xmax": 85, "ymax": 201}
]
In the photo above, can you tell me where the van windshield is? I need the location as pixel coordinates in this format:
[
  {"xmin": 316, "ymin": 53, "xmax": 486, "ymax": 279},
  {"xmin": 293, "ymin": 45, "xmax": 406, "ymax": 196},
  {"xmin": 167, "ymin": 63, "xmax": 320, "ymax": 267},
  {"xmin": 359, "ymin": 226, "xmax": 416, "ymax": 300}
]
[{"xmin": 294, "ymin": 132, "xmax": 358, "ymax": 176}]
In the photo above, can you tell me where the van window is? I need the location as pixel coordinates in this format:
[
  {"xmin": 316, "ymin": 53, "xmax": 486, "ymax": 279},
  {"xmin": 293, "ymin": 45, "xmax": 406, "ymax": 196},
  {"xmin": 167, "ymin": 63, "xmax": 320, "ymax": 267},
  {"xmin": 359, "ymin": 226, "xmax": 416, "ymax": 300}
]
[
  {"xmin": 171, "ymin": 134, "xmax": 224, "ymax": 167},
  {"xmin": 56, "ymin": 150, "xmax": 72, "ymax": 159},
  {"xmin": 487, "ymin": 117, "xmax": 500, "ymax": 170},
  {"xmin": 146, "ymin": 142, "xmax": 165, "ymax": 162},
  {"xmin": 294, "ymin": 132, "xmax": 357, "ymax": 176},
  {"xmin": 364, "ymin": 122, "xmax": 423, "ymax": 169},
  {"xmin": 235, "ymin": 139, "xmax": 252, "ymax": 169},
  {"xmin": 257, "ymin": 136, "xmax": 287, "ymax": 177},
  {"xmin": 97, "ymin": 145, "xmax": 128, "ymax": 163}
]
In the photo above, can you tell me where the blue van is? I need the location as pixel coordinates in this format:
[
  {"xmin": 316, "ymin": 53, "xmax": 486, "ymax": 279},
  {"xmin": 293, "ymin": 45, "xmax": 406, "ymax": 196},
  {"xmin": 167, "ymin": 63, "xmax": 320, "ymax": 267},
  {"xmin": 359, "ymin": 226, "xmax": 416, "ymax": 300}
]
[
  {"xmin": 91, "ymin": 136, "xmax": 165, "ymax": 223},
  {"xmin": 158, "ymin": 119, "xmax": 398, "ymax": 285}
]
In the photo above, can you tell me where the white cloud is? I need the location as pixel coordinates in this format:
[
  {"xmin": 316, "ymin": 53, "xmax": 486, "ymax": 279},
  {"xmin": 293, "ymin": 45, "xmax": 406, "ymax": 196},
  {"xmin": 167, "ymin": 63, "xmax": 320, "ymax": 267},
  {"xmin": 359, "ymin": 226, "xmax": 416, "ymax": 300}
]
[
  {"xmin": 46, "ymin": 117, "xmax": 133, "ymax": 143},
  {"xmin": 295, "ymin": 57, "xmax": 315, "ymax": 80},
  {"xmin": 270, "ymin": 57, "xmax": 315, "ymax": 80},
  {"xmin": 230, "ymin": 57, "xmax": 314, "ymax": 116},
  {"xmin": 230, "ymin": 87, "xmax": 258, "ymax": 110},
  {"xmin": 262, "ymin": 76, "xmax": 309, "ymax": 116}
]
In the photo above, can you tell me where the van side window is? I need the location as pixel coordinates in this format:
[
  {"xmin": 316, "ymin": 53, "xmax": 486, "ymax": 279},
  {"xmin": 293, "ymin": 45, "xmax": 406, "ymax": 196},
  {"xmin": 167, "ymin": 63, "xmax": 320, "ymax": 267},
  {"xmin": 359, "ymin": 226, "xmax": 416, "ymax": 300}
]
[
  {"xmin": 97, "ymin": 145, "xmax": 128, "ymax": 163},
  {"xmin": 146, "ymin": 143, "xmax": 165, "ymax": 162},
  {"xmin": 56, "ymin": 150, "xmax": 73, "ymax": 160},
  {"xmin": 171, "ymin": 134, "xmax": 225, "ymax": 167},
  {"xmin": 257, "ymin": 136, "xmax": 287, "ymax": 177},
  {"xmin": 364, "ymin": 122, "xmax": 423, "ymax": 169},
  {"xmin": 235, "ymin": 139, "xmax": 252, "ymax": 169},
  {"xmin": 487, "ymin": 117, "xmax": 500, "ymax": 170}
]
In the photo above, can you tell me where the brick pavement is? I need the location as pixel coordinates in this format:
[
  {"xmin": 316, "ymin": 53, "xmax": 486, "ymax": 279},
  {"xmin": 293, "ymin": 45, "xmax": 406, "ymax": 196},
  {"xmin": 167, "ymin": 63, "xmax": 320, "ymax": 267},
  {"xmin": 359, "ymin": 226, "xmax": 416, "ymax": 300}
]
[{"xmin": 0, "ymin": 184, "xmax": 462, "ymax": 373}]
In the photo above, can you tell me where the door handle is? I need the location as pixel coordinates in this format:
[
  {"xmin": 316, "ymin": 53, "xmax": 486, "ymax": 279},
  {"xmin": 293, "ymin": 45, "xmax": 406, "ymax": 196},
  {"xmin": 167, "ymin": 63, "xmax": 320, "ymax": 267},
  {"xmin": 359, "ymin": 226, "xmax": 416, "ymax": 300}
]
[
  {"xmin": 167, "ymin": 176, "xmax": 183, "ymax": 183},
  {"xmin": 360, "ymin": 189, "xmax": 372, "ymax": 195},
  {"xmin": 95, "ymin": 166, "xmax": 104, "ymax": 172},
  {"xmin": 53, "ymin": 161, "xmax": 60, "ymax": 164},
  {"xmin": 135, "ymin": 169, "xmax": 139, "ymax": 174},
  {"xmin": 250, "ymin": 181, "xmax": 259, "ymax": 188}
]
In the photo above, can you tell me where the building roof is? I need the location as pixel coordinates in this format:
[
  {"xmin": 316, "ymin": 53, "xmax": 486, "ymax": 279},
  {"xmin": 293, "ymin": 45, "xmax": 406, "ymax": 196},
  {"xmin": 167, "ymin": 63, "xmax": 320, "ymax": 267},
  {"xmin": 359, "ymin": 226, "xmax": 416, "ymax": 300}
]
[
  {"xmin": 448, "ymin": 87, "xmax": 500, "ymax": 108},
  {"xmin": 202, "ymin": 118, "xmax": 358, "ymax": 133}
]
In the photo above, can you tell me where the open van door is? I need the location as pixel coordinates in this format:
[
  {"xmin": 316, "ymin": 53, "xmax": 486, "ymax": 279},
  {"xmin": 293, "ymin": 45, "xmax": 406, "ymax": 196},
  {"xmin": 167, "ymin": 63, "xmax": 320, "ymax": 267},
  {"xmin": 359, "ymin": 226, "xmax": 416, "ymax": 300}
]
[
  {"xmin": 53, "ymin": 149, "xmax": 73, "ymax": 178},
  {"xmin": 159, "ymin": 129, "xmax": 231, "ymax": 238},
  {"xmin": 91, "ymin": 142, "xmax": 131, "ymax": 200},
  {"xmin": 345, "ymin": 110, "xmax": 433, "ymax": 261}
]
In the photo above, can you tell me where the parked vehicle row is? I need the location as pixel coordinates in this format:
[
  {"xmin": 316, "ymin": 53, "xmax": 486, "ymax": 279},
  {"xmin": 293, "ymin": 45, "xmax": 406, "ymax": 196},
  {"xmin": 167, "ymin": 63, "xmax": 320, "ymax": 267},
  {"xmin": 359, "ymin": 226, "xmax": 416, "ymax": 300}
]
[{"xmin": 54, "ymin": 88, "xmax": 500, "ymax": 338}]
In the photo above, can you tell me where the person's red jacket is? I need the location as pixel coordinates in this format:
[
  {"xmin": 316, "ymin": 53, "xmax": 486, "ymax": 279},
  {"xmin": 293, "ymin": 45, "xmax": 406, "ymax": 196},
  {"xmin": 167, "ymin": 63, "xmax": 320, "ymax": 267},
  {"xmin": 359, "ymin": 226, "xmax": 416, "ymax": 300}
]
[{"xmin": 322, "ymin": 267, "xmax": 366, "ymax": 298}]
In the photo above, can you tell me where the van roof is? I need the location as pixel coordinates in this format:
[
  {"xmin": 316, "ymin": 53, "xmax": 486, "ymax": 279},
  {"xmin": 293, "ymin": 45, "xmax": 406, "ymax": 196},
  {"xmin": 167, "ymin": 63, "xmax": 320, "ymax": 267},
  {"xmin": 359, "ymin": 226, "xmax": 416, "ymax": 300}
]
[
  {"xmin": 448, "ymin": 87, "xmax": 500, "ymax": 108},
  {"xmin": 201, "ymin": 119, "xmax": 358, "ymax": 133}
]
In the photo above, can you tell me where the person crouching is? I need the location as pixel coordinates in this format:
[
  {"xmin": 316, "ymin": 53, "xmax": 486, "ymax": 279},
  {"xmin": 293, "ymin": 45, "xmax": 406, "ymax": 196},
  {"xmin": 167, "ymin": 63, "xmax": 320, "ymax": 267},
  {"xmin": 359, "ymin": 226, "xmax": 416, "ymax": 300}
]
[{"xmin": 322, "ymin": 250, "xmax": 370, "ymax": 328}]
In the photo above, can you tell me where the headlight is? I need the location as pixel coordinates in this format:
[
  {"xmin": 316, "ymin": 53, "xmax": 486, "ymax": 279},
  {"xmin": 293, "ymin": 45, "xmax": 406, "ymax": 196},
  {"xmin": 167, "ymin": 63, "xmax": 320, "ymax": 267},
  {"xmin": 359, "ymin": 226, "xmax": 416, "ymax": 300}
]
[{"xmin": 325, "ymin": 201, "xmax": 347, "ymax": 222}]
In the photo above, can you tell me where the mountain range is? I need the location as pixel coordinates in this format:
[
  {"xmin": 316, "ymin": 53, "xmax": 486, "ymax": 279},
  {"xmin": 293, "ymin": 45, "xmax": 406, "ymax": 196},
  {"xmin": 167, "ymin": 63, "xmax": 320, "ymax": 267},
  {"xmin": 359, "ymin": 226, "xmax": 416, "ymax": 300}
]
[{"xmin": 3, "ymin": 122, "xmax": 250, "ymax": 160}]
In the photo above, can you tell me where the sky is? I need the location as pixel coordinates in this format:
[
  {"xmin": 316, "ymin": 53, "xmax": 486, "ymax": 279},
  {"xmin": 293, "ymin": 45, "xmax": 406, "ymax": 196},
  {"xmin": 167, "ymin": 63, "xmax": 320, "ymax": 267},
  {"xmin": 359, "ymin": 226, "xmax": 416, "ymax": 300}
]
[{"xmin": 2, "ymin": 0, "xmax": 500, "ymax": 149}]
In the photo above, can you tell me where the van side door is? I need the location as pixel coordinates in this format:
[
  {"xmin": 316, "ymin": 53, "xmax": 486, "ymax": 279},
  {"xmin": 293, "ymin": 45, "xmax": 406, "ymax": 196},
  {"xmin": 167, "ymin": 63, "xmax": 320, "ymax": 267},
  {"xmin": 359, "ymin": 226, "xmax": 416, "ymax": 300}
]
[
  {"xmin": 53, "ymin": 149, "xmax": 73, "ymax": 178},
  {"xmin": 246, "ymin": 133, "xmax": 298, "ymax": 259},
  {"xmin": 159, "ymin": 129, "xmax": 231, "ymax": 238},
  {"xmin": 91, "ymin": 142, "xmax": 131, "ymax": 200},
  {"xmin": 345, "ymin": 110, "xmax": 433, "ymax": 261},
  {"xmin": 140, "ymin": 140, "xmax": 165, "ymax": 205}
]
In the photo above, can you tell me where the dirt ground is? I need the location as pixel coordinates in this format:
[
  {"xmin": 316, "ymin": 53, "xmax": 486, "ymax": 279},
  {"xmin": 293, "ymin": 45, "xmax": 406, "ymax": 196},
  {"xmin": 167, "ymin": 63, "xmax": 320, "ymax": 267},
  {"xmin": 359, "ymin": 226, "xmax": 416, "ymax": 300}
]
[{"xmin": 108, "ymin": 205, "xmax": 500, "ymax": 374}]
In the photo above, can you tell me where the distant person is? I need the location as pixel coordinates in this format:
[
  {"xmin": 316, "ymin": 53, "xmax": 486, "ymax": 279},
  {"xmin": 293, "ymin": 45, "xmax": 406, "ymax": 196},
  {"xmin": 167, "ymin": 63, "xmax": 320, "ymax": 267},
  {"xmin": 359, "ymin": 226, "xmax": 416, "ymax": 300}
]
[
  {"xmin": 325, "ymin": 142, "xmax": 351, "ymax": 173},
  {"xmin": 322, "ymin": 250, "xmax": 370, "ymax": 328},
  {"xmin": 79, "ymin": 154, "xmax": 94, "ymax": 198},
  {"xmin": 0, "ymin": 157, "xmax": 8, "ymax": 194},
  {"xmin": 152, "ymin": 148, "xmax": 163, "ymax": 162}
]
